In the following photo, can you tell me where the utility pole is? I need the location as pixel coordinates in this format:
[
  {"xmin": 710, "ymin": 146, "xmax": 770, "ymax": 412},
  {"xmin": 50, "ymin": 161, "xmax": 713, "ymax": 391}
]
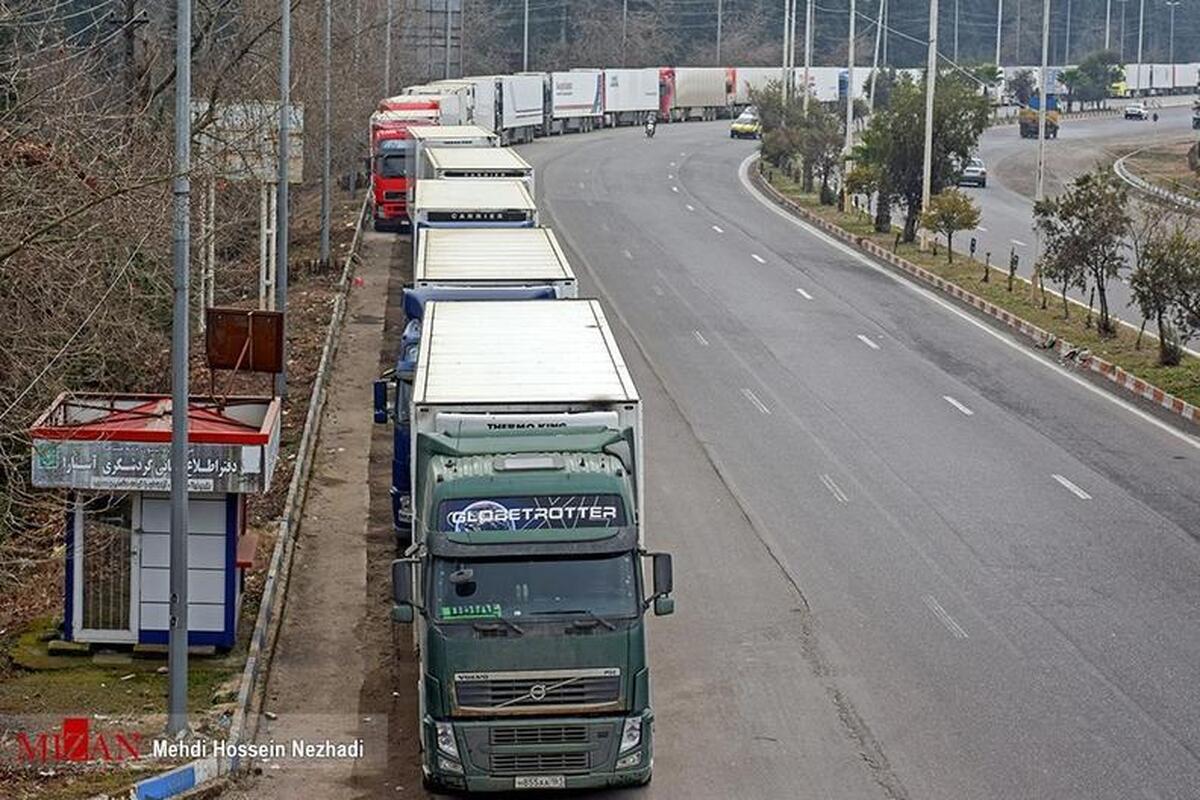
[
  {"xmin": 954, "ymin": 0, "xmax": 960, "ymax": 63},
  {"xmin": 1016, "ymin": 0, "xmax": 1021, "ymax": 65},
  {"xmin": 995, "ymin": 0, "xmax": 1003, "ymax": 66},
  {"xmin": 881, "ymin": 0, "xmax": 888, "ymax": 67},
  {"xmin": 523, "ymin": 0, "xmax": 530, "ymax": 71},
  {"xmin": 622, "ymin": 0, "xmax": 629, "ymax": 67},
  {"xmin": 1064, "ymin": 0, "xmax": 1072, "ymax": 63},
  {"xmin": 1034, "ymin": 0, "xmax": 1049, "ymax": 297},
  {"xmin": 275, "ymin": 0, "xmax": 290, "ymax": 398},
  {"xmin": 717, "ymin": 0, "xmax": 724, "ymax": 64},
  {"xmin": 384, "ymin": 0, "xmax": 393, "ymax": 97},
  {"xmin": 843, "ymin": 0, "xmax": 856, "ymax": 208},
  {"xmin": 445, "ymin": 0, "xmax": 452, "ymax": 79},
  {"xmin": 319, "ymin": 0, "xmax": 331, "ymax": 267},
  {"xmin": 920, "ymin": 0, "xmax": 937, "ymax": 251},
  {"xmin": 1166, "ymin": 0, "xmax": 1180, "ymax": 87},
  {"xmin": 168, "ymin": 0, "xmax": 191, "ymax": 739},
  {"xmin": 1136, "ymin": 0, "xmax": 1145, "ymax": 90},
  {"xmin": 802, "ymin": 0, "xmax": 814, "ymax": 113},
  {"xmin": 1105, "ymin": 0, "xmax": 1111, "ymax": 50},
  {"xmin": 868, "ymin": 0, "xmax": 884, "ymax": 113},
  {"xmin": 1119, "ymin": 0, "xmax": 1127, "ymax": 61}
]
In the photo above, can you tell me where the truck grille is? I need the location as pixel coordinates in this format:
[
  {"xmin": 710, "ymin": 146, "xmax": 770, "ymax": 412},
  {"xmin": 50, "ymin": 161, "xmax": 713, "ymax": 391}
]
[
  {"xmin": 383, "ymin": 191, "xmax": 404, "ymax": 201},
  {"xmin": 491, "ymin": 725, "xmax": 589, "ymax": 746},
  {"xmin": 491, "ymin": 751, "xmax": 590, "ymax": 775},
  {"xmin": 454, "ymin": 668, "xmax": 621, "ymax": 714}
]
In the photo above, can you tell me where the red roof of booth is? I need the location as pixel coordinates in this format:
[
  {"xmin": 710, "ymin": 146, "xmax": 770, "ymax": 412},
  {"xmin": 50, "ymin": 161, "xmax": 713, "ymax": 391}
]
[{"xmin": 30, "ymin": 393, "xmax": 280, "ymax": 445}]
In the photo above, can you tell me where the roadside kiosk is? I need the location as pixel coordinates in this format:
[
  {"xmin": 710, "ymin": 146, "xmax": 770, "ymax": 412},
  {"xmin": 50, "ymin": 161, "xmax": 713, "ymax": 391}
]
[{"xmin": 30, "ymin": 393, "xmax": 281, "ymax": 651}]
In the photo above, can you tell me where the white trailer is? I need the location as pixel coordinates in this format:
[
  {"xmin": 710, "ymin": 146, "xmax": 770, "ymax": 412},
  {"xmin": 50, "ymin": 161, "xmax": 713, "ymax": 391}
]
[
  {"xmin": 412, "ymin": 299, "xmax": 643, "ymax": 542},
  {"xmin": 733, "ymin": 67, "xmax": 781, "ymax": 106},
  {"xmin": 602, "ymin": 67, "xmax": 660, "ymax": 126},
  {"xmin": 411, "ymin": 179, "xmax": 538, "ymax": 261},
  {"xmin": 414, "ymin": 228, "xmax": 576, "ymax": 297},
  {"xmin": 406, "ymin": 125, "xmax": 499, "ymax": 207},
  {"xmin": 406, "ymin": 82, "xmax": 476, "ymax": 125},
  {"xmin": 461, "ymin": 74, "xmax": 547, "ymax": 144},
  {"xmin": 549, "ymin": 70, "xmax": 604, "ymax": 133},
  {"xmin": 421, "ymin": 147, "xmax": 535, "ymax": 196},
  {"xmin": 668, "ymin": 67, "xmax": 732, "ymax": 121}
]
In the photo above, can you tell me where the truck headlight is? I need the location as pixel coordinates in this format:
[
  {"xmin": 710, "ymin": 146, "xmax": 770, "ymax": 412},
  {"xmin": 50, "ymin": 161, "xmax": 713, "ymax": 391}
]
[
  {"xmin": 438, "ymin": 755, "xmax": 464, "ymax": 774},
  {"xmin": 619, "ymin": 716, "xmax": 641, "ymax": 753},
  {"xmin": 616, "ymin": 751, "xmax": 643, "ymax": 770},
  {"xmin": 435, "ymin": 721, "xmax": 459, "ymax": 759}
]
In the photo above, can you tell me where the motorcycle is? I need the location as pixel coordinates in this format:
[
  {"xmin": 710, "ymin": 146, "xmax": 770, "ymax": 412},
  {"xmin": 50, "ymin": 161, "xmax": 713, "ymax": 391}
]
[{"xmin": 645, "ymin": 120, "xmax": 656, "ymax": 138}]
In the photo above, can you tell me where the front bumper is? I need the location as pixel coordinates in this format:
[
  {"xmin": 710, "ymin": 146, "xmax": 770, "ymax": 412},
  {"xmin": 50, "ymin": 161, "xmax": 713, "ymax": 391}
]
[{"xmin": 423, "ymin": 713, "xmax": 653, "ymax": 793}]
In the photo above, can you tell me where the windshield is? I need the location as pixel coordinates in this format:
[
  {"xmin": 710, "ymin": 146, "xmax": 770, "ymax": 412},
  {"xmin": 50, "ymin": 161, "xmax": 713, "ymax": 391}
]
[
  {"xmin": 737, "ymin": 111, "xmax": 758, "ymax": 122},
  {"xmin": 432, "ymin": 553, "xmax": 638, "ymax": 622},
  {"xmin": 377, "ymin": 153, "xmax": 406, "ymax": 178}
]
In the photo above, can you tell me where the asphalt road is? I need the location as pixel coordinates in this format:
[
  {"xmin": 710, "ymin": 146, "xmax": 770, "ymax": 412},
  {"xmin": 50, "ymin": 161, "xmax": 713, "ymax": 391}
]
[
  {"xmin": 968, "ymin": 104, "xmax": 1196, "ymax": 319},
  {"xmin": 519, "ymin": 120, "xmax": 1200, "ymax": 800}
]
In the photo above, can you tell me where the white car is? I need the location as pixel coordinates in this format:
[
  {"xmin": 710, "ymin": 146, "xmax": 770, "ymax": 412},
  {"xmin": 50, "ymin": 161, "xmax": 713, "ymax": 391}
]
[
  {"xmin": 1125, "ymin": 103, "xmax": 1148, "ymax": 120},
  {"xmin": 957, "ymin": 157, "xmax": 987, "ymax": 188}
]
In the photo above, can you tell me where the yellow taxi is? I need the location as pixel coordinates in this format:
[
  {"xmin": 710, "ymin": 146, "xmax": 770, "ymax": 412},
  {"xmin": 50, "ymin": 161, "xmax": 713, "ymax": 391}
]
[{"xmin": 730, "ymin": 108, "xmax": 761, "ymax": 139}]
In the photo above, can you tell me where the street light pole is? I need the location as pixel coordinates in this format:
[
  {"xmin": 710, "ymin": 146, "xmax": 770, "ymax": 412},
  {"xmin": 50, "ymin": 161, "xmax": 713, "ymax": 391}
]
[
  {"xmin": 868, "ymin": 0, "xmax": 884, "ymax": 113},
  {"xmin": 717, "ymin": 0, "xmax": 723, "ymax": 63},
  {"xmin": 1104, "ymin": 0, "xmax": 1111, "ymax": 51},
  {"xmin": 995, "ymin": 0, "xmax": 1003, "ymax": 66},
  {"xmin": 168, "ymin": 0, "xmax": 191, "ymax": 738},
  {"xmin": 384, "ymin": 0, "xmax": 393, "ymax": 96},
  {"xmin": 1166, "ymin": 0, "xmax": 1180, "ymax": 88},
  {"xmin": 1136, "ymin": 0, "xmax": 1145, "ymax": 90},
  {"xmin": 843, "ymin": 0, "xmax": 856, "ymax": 207},
  {"xmin": 523, "ymin": 0, "xmax": 530, "ymax": 71},
  {"xmin": 954, "ymin": 0, "xmax": 960, "ymax": 63},
  {"xmin": 920, "ymin": 0, "xmax": 937, "ymax": 250},
  {"xmin": 622, "ymin": 0, "xmax": 628, "ymax": 66},
  {"xmin": 275, "ymin": 0, "xmax": 290, "ymax": 398},
  {"xmin": 1064, "ymin": 0, "xmax": 1072, "ymax": 63},
  {"xmin": 802, "ymin": 0, "xmax": 814, "ymax": 114},
  {"xmin": 319, "ymin": 0, "xmax": 331, "ymax": 267}
]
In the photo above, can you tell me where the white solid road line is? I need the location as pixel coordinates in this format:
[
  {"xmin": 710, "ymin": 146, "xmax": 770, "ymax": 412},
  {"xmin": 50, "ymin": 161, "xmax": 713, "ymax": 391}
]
[
  {"xmin": 819, "ymin": 473, "xmax": 849, "ymax": 503},
  {"xmin": 672, "ymin": 186, "xmax": 680, "ymax": 193},
  {"xmin": 686, "ymin": 204, "xmax": 695, "ymax": 211},
  {"xmin": 622, "ymin": 249, "xmax": 633, "ymax": 260},
  {"xmin": 742, "ymin": 387, "xmax": 771, "ymax": 414},
  {"xmin": 942, "ymin": 395, "xmax": 975, "ymax": 416},
  {"xmin": 857, "ymin": 334, "xmax": 881, "ymax": 350},
  {"xmin": 669, "ymin": 161, "xmax": 676, "ymax": 167},
  {"xmin": 795, "ymin": 287, "xmax": 813, "ymax": 300},
  {"xmin": 1052, "ymin": 474, "xmax": 1093, "ymax": 500},
  {"xmin": 693, "ymin": 330, "xmax": 710, "ymax": 346},
  {"xmin": 923, "ymin": 595, "xmax": 969, "ymax": 639},
  {"xmin": 668, "ymin": 174, "xmax": 675, "ymax": 180},
  {"xmin": 737, "ymin": 153, "xmax": 1200, "ymax": 452},
  {"xmin": 976, "ymin": 226, "xmax": 988, "ymax": 232},
  {"xmin": 751, "ymin": 253, "xmax": 766, "ymax": 264},
  {"xmin": 1011, "ymin": 239, "xmax": 1028, "ymax": 247},
  {"xmin": 712, "ymin": 225, "xmax": 725, "ymax": 234}
]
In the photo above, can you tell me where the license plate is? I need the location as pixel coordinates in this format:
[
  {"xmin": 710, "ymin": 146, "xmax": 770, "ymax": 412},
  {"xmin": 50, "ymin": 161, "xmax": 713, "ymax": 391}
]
[{"xmin": 514, "ymin": 775, "xmax": 566, "ymax": 790}]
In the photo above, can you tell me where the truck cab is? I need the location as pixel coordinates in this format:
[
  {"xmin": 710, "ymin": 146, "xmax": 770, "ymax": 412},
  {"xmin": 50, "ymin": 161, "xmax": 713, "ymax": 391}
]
[
  {"xmin": 390, "ymin": 299, "xmax": 673, "ymax": 793},
  {"xmin": 368, "ymin": 104, "xmax": 440, "ymax": 231}
]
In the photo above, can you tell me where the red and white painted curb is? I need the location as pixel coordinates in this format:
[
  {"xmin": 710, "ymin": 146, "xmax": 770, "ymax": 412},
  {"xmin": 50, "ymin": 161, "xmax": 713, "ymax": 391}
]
[{"xmin": 753, "ymin": 167, "xmax": 1198, "ymax": 428}]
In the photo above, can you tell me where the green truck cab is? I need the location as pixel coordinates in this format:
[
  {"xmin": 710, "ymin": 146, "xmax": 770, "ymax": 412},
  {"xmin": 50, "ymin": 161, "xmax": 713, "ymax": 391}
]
[{"xmin": 390, "ymin": 299, "xmax": 674, "ymax": 793}]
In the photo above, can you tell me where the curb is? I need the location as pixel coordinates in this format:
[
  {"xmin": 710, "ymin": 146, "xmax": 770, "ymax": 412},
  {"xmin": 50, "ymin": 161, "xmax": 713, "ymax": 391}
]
[
  {"xmin": 750, "ymin": 163, "xmax": 1199, "ymax": 428},
  {"xmin": 96, "ymin": 194, "xmax": 371, "ymax": 800},
  {"xmin": 1113, "ymin": 147, "xmax": 1200, "ymax": 213}
]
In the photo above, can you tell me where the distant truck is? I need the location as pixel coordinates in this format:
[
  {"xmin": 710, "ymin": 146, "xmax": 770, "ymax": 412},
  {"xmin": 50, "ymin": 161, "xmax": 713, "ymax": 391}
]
[
  {"xmin": 659, "ymin": 67, "xmax": 734, "ymax": 121},
  {"xmin": 1019, "ymin": 93, "xmax": 1060, "ymax": 138},
  {"xmin": 547, "ymin": 70, "xmax": 605, "ymax": 134},
  {"xmin": 389, "ymin": 298, "xmax": 674, "ymax": 793},
  {"xmin": 462, "ymin": 74, "xmax": 546, "ymax": 144},
  {"xmin": 368, "ymin": 101, "xmax": 442, "ymax": 231},
  {"xmin": 601, "ymin": 68, "xmax": 660, "ymax": 126}
]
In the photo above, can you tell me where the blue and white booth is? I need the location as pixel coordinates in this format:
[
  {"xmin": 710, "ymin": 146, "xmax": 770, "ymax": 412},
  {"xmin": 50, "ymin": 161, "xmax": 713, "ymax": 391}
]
[{"xmin": 30, "ymin": 393, "xmax": 281, "ymax": 650}]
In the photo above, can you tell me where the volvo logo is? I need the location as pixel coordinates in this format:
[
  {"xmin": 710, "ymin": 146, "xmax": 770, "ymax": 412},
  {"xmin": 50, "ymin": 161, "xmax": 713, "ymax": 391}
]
[{"xmin": 529, "ymin": 684, "xmax": 548, "ymax": 701}]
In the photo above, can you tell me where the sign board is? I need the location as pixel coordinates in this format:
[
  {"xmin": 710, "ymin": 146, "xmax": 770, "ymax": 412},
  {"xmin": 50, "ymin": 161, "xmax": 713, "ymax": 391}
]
[
  {"xmin": 192, "ymin": 100, "xmax": 304, "ymax": 183},
  {"xmin": 205, "ymin": 308, "xmax": 284, "ymax": 373},
  {"xmin": 32, "ymin": 427, "xmax": 280, "ymax": 494}
]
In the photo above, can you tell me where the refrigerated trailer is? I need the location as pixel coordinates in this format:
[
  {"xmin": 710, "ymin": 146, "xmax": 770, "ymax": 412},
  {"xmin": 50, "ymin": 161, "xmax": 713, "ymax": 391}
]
[
  {"xmin": 411, "ymin": 179, "xmax": 538, "ymax": 261},
  {"xmin": 421, "ymin": 147, "xmax": 535, "ymax": 195},
  {"xmin": 462, "ymin": 74, "xmax": 546, "ymax": 144},
  {"xmin": 406, "ymin": 125, "xmax": 499, "ymax": 208},
  {"xmin": 601, "ymin": 67, "xmax": 659, "ymax": 126},
  {"xmin": 660, "ymin": 67, "xmax": 734, "ymax": 121},
  {"xmin": 389, "ymin": 299, "xmax": 674, "ymax": 792},
  {"xmin": 414, "ymin": 228, "xmax": 575, "ymax": 297},
  {"xmin": 548, "ymin": 70, "xmax": 604, "ymax": 133}
]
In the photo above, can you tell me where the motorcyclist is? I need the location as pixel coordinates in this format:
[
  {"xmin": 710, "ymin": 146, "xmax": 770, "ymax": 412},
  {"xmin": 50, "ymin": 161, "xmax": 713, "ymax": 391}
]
[{"xmin": 645, "ymin": 112, "xmax": 657, "ymax": 138}]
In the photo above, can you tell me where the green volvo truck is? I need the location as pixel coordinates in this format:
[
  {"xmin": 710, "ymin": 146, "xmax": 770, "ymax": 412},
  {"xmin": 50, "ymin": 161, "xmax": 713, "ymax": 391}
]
[{"xmin": 390, "ymin": 299, "xmax": 675, "ymax": 793}]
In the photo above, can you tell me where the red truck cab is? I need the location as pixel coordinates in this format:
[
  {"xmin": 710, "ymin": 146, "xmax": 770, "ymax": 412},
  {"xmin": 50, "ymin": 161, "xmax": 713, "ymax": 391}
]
[{"xmin": 370, "ymin": 99, "xmax": 441, "ymax": 231}]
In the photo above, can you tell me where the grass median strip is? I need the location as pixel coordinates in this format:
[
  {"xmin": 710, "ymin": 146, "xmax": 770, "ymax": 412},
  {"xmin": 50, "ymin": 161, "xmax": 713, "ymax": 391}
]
[{"xmin": 761, "ymin": 166, "xmax": 1200, "ymax": 410}]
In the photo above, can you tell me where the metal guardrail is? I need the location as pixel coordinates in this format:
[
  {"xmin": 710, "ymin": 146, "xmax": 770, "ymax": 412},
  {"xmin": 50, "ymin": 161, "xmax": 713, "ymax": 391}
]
[{"xmin": 1113, "ymin": 147, "xmax": 1200, "ymax": 213}]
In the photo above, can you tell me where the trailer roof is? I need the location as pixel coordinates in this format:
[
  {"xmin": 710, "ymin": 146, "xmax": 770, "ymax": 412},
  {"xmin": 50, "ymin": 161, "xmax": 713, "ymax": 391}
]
[
  {"xmin": 414, "ymin": 300, "xmax": 638, "ymax": 405},
  {"xmin": 407, "ymin": 125, "xmax": 497, "ymax": 141},
  {"xmin": 414, "ymin": 179, "xmax": 536, "ymax": 212},
  {"xmin": 424, "ymin": 147, "xmax": 532, "ymax": 172},
  {"xmin": 416, "ymin": 228, "xmax": 572, "ymax": 282}
]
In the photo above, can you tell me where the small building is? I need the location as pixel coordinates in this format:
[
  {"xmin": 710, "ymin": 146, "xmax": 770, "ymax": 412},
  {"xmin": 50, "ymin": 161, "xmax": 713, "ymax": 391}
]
[{"xmin": 30, "ymin": 393, "xmax": 281, "ymax": 650}]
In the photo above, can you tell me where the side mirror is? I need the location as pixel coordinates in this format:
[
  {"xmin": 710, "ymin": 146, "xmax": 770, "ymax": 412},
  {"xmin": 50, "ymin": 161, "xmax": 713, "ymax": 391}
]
[
  {"xmin": 652, "ymin": 552, "xmax": 673, "ymax": 596},
  {"xmin": 391, "ymin": 558, "xmax": 418, "ymax": 624},
  {"xmin": 653, "ymin": 596, "xmax": 675, "ymax": 617},
  {"xmin": 373, "ymin": 379, "xmax": 390, "ymax": 424}
]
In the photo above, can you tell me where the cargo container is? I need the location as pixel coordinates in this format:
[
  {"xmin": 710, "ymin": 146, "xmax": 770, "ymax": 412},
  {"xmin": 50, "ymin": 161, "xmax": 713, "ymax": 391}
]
[
  {"xmin": 414, "ymin": 228, "xmax": 575, "ymax": 297},
  {"xmin": 411, "ymin": 179, "xmax": 538, "ymax": 261},
  {"xmin": 548, "ymin": 70, "xmax": 604, "ymax": 133},
  {"xmin": 659, "ymin": 67, "xmax": 734, "ymax": 121},
  {"xmin": 422, "ymin": 147, "xmax": 535, "ymax": 195},
  {"xmin": 601, "ymin": 68, "xmax": 660, "ymax": 126},
  {"xmin": 406, "ymin": 125, "xmax": 500, "ymax": 208}
]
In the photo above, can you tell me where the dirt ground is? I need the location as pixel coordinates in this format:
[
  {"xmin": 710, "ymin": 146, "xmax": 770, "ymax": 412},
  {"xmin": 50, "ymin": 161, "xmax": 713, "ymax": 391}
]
[
  {"xmin": 220, "ymin": 227, "xmax": 425, "ymax": 799},
  {"xmin": 1126, "ymin": 138, "xmax": 1200, "ymax": 196}
]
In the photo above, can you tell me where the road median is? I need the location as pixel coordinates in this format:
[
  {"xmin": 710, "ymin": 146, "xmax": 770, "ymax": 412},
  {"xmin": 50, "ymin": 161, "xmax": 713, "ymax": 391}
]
[{"xmin": 749, "ymin": 160, "xmax": 1199, "ymax": 429}]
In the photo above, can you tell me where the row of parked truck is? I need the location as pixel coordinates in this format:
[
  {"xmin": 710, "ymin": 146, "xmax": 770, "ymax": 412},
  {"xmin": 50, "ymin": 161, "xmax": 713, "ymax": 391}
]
[{"xmin": 370, "ymin": 103, "xmax": 676, "ymax": 792}]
